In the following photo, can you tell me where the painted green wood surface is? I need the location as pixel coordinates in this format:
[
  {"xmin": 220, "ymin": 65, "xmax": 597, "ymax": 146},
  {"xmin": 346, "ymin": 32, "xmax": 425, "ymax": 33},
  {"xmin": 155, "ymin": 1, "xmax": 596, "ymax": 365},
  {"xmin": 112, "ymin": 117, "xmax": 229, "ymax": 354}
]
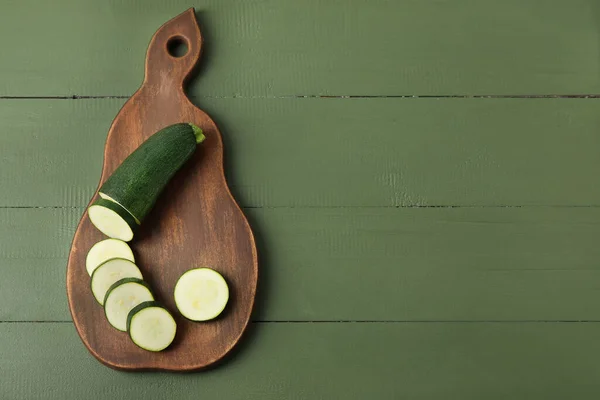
[
  {"xmin": 2, "ymin": 98, "xmax": 600, "ymax": 207},
  {"xmin": 3, "ymin": 207, "xmax": 600, "ymax": 322},
  {"xmin": 1, "ymin": 0, "xmax": 599, "ymax": 96},
  {"xmin": 1, "ymin": 0, "xmax": 600, "ymax": 398},
  {"xmin": 3, "ymin": 323, "xmax": 600, "ymax": 400}
]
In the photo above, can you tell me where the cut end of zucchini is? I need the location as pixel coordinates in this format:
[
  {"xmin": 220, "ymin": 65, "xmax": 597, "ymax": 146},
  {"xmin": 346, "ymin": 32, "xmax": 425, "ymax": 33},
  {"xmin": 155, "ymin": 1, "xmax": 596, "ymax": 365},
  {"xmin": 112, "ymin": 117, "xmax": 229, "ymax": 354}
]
[
  {"xmin": 189, "ymin": 123, "xmax": 205, "ymax": 144},
  {"xmin": 127, "ymin": 301, "xmax": 177, "ymax": 352},
  {"xmin": 98, "ymin": 192, "xmax": 141, "ymax": 225},
  {"xmin": 104, "ymin": 278, "xmax": 154, "ymax": 332},
  {"xmin": 174, "ymin": 268, "xmax": 229, "ymax": 321},
  {"xmin": 85, "ymin": 238, "xmax": 134, "ymax": 276},
  {"xmin": 90, "ymin": 258, "xmax": 143, "ymax": 305},
  {"xmin": 88, "ymin": 198, "xmax": 136, "ymax": 242}
]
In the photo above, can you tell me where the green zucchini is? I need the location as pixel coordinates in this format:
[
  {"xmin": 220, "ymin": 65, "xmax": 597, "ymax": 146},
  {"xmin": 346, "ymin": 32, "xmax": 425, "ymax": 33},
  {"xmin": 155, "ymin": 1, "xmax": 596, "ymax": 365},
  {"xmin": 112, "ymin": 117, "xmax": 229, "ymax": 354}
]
[
  {"xmin": 127, "ymin": 301, "xmax": 177, "ymax": 352},
  {"xmin": 99, "ymin": 123, "xmax": 205, "ymax": 224}
]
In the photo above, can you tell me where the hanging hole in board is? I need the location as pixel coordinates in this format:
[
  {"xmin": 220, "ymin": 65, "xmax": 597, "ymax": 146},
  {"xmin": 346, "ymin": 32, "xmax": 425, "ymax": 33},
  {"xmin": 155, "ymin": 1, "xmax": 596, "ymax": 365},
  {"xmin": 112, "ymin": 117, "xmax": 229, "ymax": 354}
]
[{"xmin": 167, "ymin": 36, "xmax": 189, "ymax": 58}]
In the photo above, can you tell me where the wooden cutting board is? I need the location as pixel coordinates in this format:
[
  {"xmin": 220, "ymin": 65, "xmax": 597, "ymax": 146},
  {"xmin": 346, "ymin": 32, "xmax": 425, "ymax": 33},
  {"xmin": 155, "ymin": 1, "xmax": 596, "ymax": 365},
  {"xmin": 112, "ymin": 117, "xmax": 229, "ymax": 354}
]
[{"xmin": 66, "ymin": 8, "xmax": 258, "ymax": 371}]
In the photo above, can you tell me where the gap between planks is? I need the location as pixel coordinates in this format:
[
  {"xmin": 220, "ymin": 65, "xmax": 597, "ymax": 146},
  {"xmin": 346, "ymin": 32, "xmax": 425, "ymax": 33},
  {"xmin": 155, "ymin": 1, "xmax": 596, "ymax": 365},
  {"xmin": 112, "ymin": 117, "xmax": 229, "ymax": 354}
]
[
  {"xmin": 5, "ymin": 320, "xmax": 600, "ymax": 324},
  {"xmin": 3, "ymin": 205, "xmax": 600, "ymax": 210},
  {"xmin": 1, "ymin": 94, "xmax": 600, "ymax": 100}
]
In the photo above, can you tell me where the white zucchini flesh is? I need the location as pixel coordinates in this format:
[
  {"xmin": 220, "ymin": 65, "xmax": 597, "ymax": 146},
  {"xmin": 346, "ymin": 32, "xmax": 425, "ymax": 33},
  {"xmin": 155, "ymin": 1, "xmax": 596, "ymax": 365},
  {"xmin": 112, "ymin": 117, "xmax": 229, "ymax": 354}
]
[
  {"xmin": 174, "ymin": 268, "xmax": 229, "ymax": 321},
  {"xmin": 90, "ymin": 258, "xmax": 143, "ymax": 305},
  {"xmin": 104, "ymin": 278, "xmax": 154, "ymax": 332},
  {"xmin": 88, "ymin": 202, "xmax": 134, "ymax": 242},
  {"xmin": 127, "ymin": 301, "xmax": 177, "ymax": 352},
  {"xmin": 85, "ymin": 238, "xmax": 134, "ymax": 276}
]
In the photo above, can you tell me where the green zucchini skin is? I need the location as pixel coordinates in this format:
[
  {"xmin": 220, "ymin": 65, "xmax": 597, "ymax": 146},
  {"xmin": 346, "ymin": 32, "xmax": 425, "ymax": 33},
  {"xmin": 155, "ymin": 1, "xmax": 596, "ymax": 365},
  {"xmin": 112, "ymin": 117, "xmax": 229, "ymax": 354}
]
[{"xmin": 99, "ymin": 123, "xmax": 205, "ymax": 222}]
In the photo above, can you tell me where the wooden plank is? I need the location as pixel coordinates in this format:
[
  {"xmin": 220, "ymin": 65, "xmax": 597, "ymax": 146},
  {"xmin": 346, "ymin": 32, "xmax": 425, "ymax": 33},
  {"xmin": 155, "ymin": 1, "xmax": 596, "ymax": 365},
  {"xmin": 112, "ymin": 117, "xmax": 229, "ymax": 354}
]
[
  {"xmin": 2, "ymin": 322, "xmax": 600, "ymax": 399},
  {"xmin": 1, "ymin": 0, "xmax": 598, "ymax": 96},
  {"xmin": 2, "ymin": 98, "xmax": 600, "ymax": 208},
  {"xmin": 3, "ymin": 207, "xmax": 600, "ymax": 322}
]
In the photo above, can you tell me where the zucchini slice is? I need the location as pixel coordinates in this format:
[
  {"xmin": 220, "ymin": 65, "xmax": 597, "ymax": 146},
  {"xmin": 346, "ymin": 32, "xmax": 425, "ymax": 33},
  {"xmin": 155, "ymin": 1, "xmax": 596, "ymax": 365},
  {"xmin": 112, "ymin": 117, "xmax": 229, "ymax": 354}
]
[
  {"xmin": 98, "ymin": 193, "xmax": 141, "ymax": 225},
  {"xmin": 99, "ymin": 123, "xmax": 205, "ymax": 224},
  {"xmin": 174, "ymin": 268, "xmax": 229, "ymax": 321},
  {"xmin": 88, "ymin": 198, "xmax": 138, "ymax": 242},
  {"xmin": 104, "ymin": 278, "xmax": 154, "ymax": 332},
  {"xmin": 90, "ymin": 258, "xmax": 142, "ymax": 305},
  {"xmin": 127, "ymin": 301, "xmax": 177, "ymax": 352},
  {"xmin": 85, "ymin": 238, "xmax": 134, "ymax": 276}
]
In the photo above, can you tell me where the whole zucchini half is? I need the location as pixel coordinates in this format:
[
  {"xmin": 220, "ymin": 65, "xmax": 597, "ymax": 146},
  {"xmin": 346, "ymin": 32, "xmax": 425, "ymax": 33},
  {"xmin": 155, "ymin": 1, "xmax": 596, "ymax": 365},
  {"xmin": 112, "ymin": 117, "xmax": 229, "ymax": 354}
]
[{"xmin": 99, "ymin": 122, "xmax": 205, "ymax": 224}]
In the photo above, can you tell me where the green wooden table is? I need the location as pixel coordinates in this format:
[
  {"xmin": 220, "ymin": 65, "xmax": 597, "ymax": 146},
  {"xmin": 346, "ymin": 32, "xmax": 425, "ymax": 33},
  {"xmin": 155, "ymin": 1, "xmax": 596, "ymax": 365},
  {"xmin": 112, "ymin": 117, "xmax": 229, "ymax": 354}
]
[{"xmin": 2, "ymin": 0, "xmax": 600, "ymax": 398}]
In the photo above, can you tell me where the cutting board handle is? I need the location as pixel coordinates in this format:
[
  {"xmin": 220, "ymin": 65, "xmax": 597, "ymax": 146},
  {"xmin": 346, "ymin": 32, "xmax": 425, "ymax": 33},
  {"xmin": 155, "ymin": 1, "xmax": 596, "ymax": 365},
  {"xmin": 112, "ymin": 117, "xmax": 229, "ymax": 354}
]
[{"xmin": 143, "ymin": 8, "xmax": 203, "ymax": 91}]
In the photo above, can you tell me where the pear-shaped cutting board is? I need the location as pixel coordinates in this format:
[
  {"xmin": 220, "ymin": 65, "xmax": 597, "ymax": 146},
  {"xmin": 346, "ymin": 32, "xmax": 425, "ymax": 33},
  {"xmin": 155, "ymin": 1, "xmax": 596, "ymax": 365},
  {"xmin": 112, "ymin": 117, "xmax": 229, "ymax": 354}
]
[{"xmin": 66, "ymin": 8, "xmax": 258, "ymax": 371}]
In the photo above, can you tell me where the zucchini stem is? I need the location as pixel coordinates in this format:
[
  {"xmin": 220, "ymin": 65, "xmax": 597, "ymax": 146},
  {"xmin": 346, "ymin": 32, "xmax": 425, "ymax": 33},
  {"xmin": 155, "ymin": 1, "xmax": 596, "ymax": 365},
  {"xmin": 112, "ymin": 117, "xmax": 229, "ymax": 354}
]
[{"xmin": 189, "ymin": 123, "xmax": 205, "ymax": 144}]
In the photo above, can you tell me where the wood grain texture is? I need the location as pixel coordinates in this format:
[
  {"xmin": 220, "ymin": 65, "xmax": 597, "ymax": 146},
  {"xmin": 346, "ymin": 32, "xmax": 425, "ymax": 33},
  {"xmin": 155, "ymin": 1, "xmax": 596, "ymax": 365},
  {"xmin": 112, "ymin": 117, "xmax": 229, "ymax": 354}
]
[
  {"xmin": 1, "ymin": 0, "xmax": 599, "ymax": 96},
  {"xmin": 2, "ymin": 98, "xmax": 600, "ymax": 208},
  {"xmin": 3, "ymin": 322, "xmax": 600, "ymax": 400},
  {"xmin": 6, "ymin": 207, "xmax": 600, "ymax": 322},
  {"xmin": 66, "ymin": 10, "xmax": 257, "ymax": 371}
]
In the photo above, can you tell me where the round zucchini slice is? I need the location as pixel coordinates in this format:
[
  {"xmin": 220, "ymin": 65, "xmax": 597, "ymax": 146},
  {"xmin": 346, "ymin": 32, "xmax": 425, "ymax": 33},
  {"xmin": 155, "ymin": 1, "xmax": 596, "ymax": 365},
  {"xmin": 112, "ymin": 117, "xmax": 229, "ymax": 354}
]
[
  {"xmin": 174, "ymin": 268, "xmax": 229, "ymax": 321},
  {"xmin": 86, "ymin": 238, "xmax": 134, "ymax": 276},
  {"xmin": 127, "ymin": 301, "xmax": 177, "ymax": 351}
]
